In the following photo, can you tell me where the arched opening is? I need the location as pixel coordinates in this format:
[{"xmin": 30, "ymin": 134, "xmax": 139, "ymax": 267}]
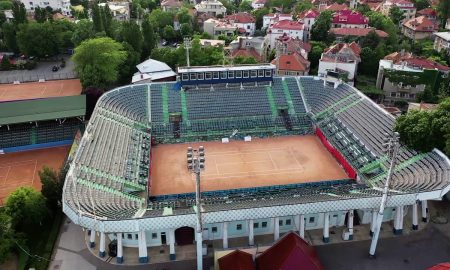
[{"xmin": 175, "ymin": 226, "xmax": 195, "ymax": 245}]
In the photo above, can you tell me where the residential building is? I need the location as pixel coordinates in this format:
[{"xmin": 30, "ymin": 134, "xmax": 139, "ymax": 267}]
[
  {"xmin": 195, "ymin": 0, "xmax": 226, "ymax": 17},
  {"xmin": 266, "ymin": 20, "xmax": 304, "ymax": 48},
  {"xmin": 408, "ymin": 102, "xmax": 439, "ymax": 111},
  {"xmin": 434, "ymin": 32, "xmax": 450, "ymax": 54},
  {"xmin": 331, "ymin": 10, "xmax": 369, "ymax": 29},
  {"xmin": 199, "ymin": 39, "xmax": 226, "ymax": 47},
  {"xmin": 230, "ymin": 36, "xmax": 268, "ymax": 62},
  {"xmin": 272, "ymin": 52, "xmax": 310, "ymax": 76},
  {"xmin": 376, "ymin": 52, "xmax": 450, "ymax": 104},
  {"xmin": 276, "ymin": 34, "xmax": 311, "ymax": 60},
  {"xmin": 402, "ymin": 16, "xmax": 438, "ymax": 40},
  {"xmin": 263, "ymin": 13, "xmax": 292, "ymax": 29},
  {"xmin": 329, "ymin": 27, "xmax": 388, "ymax": 40},
  {"xmin": 324, "ymin": 3, "xmax": 349, "ymax": 12},
  {"xmin": 298, "ymin": 9, "xmax": 319, "ymax": 40},
  {"xmin": 312, "ymin": 0, "xmax": 330, "ymax": 11},
  {"xmin": 381, "ymin": 0, "xmax": 416, "ymax": 21},
  {"xmin": 21, "ymin": 0, "xmax": 71, "ymax": 15},
  {"xmin": 132, "ymin": 59, "xmax": 176, "ymax": 84},
  {"xmin": 3, "ymin": 10, "xmax": 13, "ymax": 23},
  {"xmin": 98, "ymin": 2, "xmax": 130, "ymax": 21},
  {"xmin": 318, "ymin": 42, "xmax": 361, "ymax": 85},
  {"xmin": 203, "ymin": 18, "xmax": 238, "ymax": 37},
  {"xmin": 225, "ymin": 12, "xmax": 256, "ymax": 36},
  {"xmin": 196, "ymin": 12, "xmax": 214, "ymax": 30},
  {"xmin": 251, "ymin": 0, "xmax": 266, "ymax": 10},
  {"xmin": 417, "ymin": 8, "xmax": 438, "ymax": 22},
  {"xmin": 161, "ymin": 0, "xmax": 183, "ymax": 12}
]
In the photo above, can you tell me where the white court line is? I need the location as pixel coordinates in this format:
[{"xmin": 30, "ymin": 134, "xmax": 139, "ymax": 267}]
[
  {"xmin": 206, "ymin": 148, "xmax": 288, "ymax": 156},
  {"xmin": 0, "ymin": 159, "xmax": 36, "ymax": 168},
  {"xmin": 186, "ymin": 166, "xmax": 306, "ymax": 180},
  {"xmin": 187, "ymin": 170, "xmax": 321, "ymax": 182},
  {"xmin": 31, "ymin": 160, "xmax": 37, "ymax": 185},
  {"xmin": 206, "ymin": 160, "xmax": 272, "ymax": 176},
  {"xmin": 268, "ymin": 152, "xmax": 278, "ymax": 170},
  {"xmin": 59, "ymin": 82, "xmax": 64, "ymax": 95},
  {"xmin": 41, "ymin": 85, "xmax": 47, "ymax": 96},
  {"xmin": 2, "ymin": 167, "xmax": 11, "ymax": 185},
  {"xmin": 289, "ymin": 148, "xmax": 304, "ymax": 169}
]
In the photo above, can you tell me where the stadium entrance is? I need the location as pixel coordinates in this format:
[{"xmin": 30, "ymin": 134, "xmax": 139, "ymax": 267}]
[{"xmin": 175, "ymin": 227, "xmax": 195, "ymax": 245}]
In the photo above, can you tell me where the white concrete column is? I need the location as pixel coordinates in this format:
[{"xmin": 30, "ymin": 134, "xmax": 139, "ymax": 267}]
[
  {"xmin": 393, "ymin": 206, "xmax": 404, "ymax": 235},
  {"xmin": 116, "ymin": 233, "xmax": 123, "ymax": 263},
  {"xmin": 89, "ymin": 230, "xmax": 96, "ymax": 248},
  {"xmin": 274, "ymin": 217, "xmax": 280, "ymax": 241},
  {"xmin": 421, "ymin": 200, "xmax": 428, "ymax": 222},
  {"xmin": 99, "ymin": 232, "xmax": 106, "ymax": 258},
  {"xmin": 412, "ymin": 203, "xmax": 419, "ymax": 230},
  {"xmin": 222, "ymin": 222, "xmax": 228, "ymax": 249},
  {"xmin": 248, "ymin": 219, "xmax": 254, "ymax": 246},
  {"xmin": 299, "ymin": 215, "xmax": 305, "ymax": 239},
  {"xmin": 348, "ymin": 210, "xmax": 354, "ymax": 240},
  {"xmin": 370, "ymin": 210, "xmax": 377, "ymax": 237},
  {"xmin": 323, "ymin": 213, "xmax": 330, "ymax": 243},
  {"xmin": 169, "ymin": 229, "xmax": 176, "ymax": 260},
  {"xmin": 138, "ymin": 231, "xmax": 148, "ymax": 263}
]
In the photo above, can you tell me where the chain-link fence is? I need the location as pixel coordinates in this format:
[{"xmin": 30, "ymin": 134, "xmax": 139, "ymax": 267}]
[{"xmin": 0, "ymin": 71, "xmax": 78, "ymax": 84}]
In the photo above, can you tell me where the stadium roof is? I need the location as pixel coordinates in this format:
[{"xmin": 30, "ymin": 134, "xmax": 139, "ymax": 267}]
[{"xmin": 0, "ymin": 95, "xmax": 86, "ymax": 125}]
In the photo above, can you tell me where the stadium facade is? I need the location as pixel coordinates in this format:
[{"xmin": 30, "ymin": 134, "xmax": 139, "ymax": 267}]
[{"xmin": 62, "ymin": 69, "xmax": 450, "ymax": 264}]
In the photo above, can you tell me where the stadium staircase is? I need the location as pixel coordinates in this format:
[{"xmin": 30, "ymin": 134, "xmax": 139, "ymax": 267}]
[
  {"xmin": 162, "ymin": 85, "xmax": 170, "ymax": 124},
  {"xmin": 281, "ymin": 79, "xmax": 296, "ymax": 115},
  {"xmin": 180, "ymin": 90, "xmax": 190, "ymax": 126},
  {"xmin": 265, "ymin": 86, "xmax": 278, "ymax": 118}
]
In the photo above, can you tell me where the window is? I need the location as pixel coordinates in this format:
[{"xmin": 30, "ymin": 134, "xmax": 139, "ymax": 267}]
[
  {"xmin": 236, "ymin": 224, "xmax": 242, "ymax": 230},
  {"xmin": 205, "ymin": 72, "xmax": 212, "ymax": 80},
  {"xmin": 286, "ymin": 219, "xmax": 291, "ymax": 226},
  {"xmin": 253, "ymin": 222, "xmax": 259, "ymax": 228},
  {"xmin": 309, "ymin": 217, "xmax": 315, "ymax": 223},
  {"xmin": 152, "ymin": 233, "xmax": 157, "ymax": 239},
  {"xmin": 228, "ymin": 71, "xmax": 234, "ymax": 79},
  {"xmin": 29, "ymin": 1, "xmax": 33, "ymax": 4},
  {"xmin": 265, "ymin": 70, "xmax": 272, "ymax": 77},
  {"xmin": 390, "ymin": 92, "xmax": 397, "ymax": 97},
  {"xmin": 247, "ymin": 25, "xmax": 250, "ymax": 29},
  {"xmin": 182, "ymin": 74, "xmax": 189, "ymax": 81},
  {"xmin": 250, "ymin": 70, "xmax": 257, "ymax": 78},
  {"xmin": 190, "ymin": 73, "xmax": 197, "ymax": 80},
  {"xmin": 135, "ymin": 234, "xmax": 138, "ymax": 239},
  {"xmin": 127, "ymin": 234, "xmax": 132, "ymax": 239},
  {"xmin": 221, "ymin": 71, "xmax": 227, "ymax": 79},
  {"xmin": 243, "ymin": 70, "xmax": 249, "ymax": 78},
  {"xmin": 279, "ymin": 220, "xmax": 283, "ymax": 226},
  {"xmin": 213, "ymin": 71, "xmax": 219, "ymax": 79},
  {"xmin": 197, "ymin": 72, "xmax": 204, "ymax": 80},
  {"xmin": 262, "ymin": 221, "xmax": 268, "ymax": 228},
  {"xmin": 235, "ymin": 70, "xmax": 242, "ymax": 78},
  {"xmin": 258, "ymin": 70, "xmax": 264, "ymax": 77},
  {"xmin": 211, "ymin": 226, "xmax": 217, "ymax": 233}
]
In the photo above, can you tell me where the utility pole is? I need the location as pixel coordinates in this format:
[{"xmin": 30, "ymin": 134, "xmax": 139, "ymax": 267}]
[
  {"xmin": 184, "ymin": 37, "xmax": 192, "ymax": 67},
  {"xmin": 369, "ymin": 131, "xmax": 400, "ymax": 258},
  {"xmin": 187, "ymin": 146, "xmax": 205, "ymax": 270}
]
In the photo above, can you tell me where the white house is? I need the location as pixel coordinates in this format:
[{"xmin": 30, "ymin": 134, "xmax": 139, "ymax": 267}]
[
  {"xmin": 263, "ymin": 13, "xmax": 292, "ymax": 29},
  {"xmin": 203, "ymin": 18, "xmax": 238, "ymax": 37},
  {"xmin": 381, "ymin": 0, "xmax": 416, "ymax": 22},
  {"xmin": 195, "ymin": 0, "xmax": 227, "ymax": 17},
  {"xmin": 433, "ymin": 32, "xmax": 450, "ymax": 54},
  {"xmin": 331, "ymin": 10, "xmax": 369, "ymax": 29},
  {"xmin": 21, "ymin": 0, "xmax": 71, "ymax": 15},
  {"xmin": 318, "ymin": 42, "xmax": 361, "ymax": 85},
  {"xmin": 266, "ymin": 20, "xmax": 304, "ymax": 48},
  {"xmin": 251, "ymin": 0, "xmax": 266, "ymax": 9},
  {"xmin": 224, "ymin": 12, "xmax": 256, "ymax": 36},
  {"xmin": 98, "ymin": 2, "xmax": 130, "ymax": 21},
  {"xmin": 298, "ymin": 9, "xmax": 319, "ymax": 40}
]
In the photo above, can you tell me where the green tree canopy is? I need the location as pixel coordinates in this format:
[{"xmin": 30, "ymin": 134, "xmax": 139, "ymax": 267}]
[
  {"xmin": 119, "ymin": 20, "xmax": 143, "ymax": 55},
  {"xmin": 294, "ymin": 0, "xmax": 314, "ymax": 13},
  {"xmin": 389, "ymin": 6, "xmax": 405, "ymax": 25},
  {"xmin": 2, "ymin": 22, "xmax": 19, "ymax": 53},
  {"xmin": 5, "ymin": 187, "xmax": 48, "ymax": 230},
  {"xmin": 118, "ymin": 42, "xmax": 140, "ymax": 85},
  {"xmin": 0, "ymin": 1, "xmax": 13, "ymax": 10},
  {"xmin": 17, "ymin": 22, "xmax": 61, "ymax": 57},
  {"xmin": 71, "ymin": 19, "xmax": 95, "ymax": 46},
  {"xmin": 72, "ymin": 37, "xmax": 127, "ymax": 88},
  {"xmin": 412, "ymin": 0, "xmax": 430, "ymax": 11},
  {"xmin": 141, "ymin": 15, "xmax": 157, "ymax": 59},
  {"xmin": 12, "ymin": 0, "xmax": 26, "ymax": 25},
  {"xmin": 162, "ymin": 25, "xmax": 176, "ymax": 41},
  {"xmin": 176, "ymin": 7, "xmax": 192, "ymax": 24},
  {"xmin": 148, "ymin": 8, "xmax": 173, "ymax": 31},
  {"xmin": 0, "ymin": 211, "xmax": 15, "ymax": 264},
  {"xmin": 438, "ymin": 0, "xmax": 450, "ymax": 27},
  {"xmin": 309, "ymin": 41, "xmax": 326, "ymax": 72},
  {"xmin": 252, "ymin": 7, "xmax": 270, "ymax": 29},
  {"xmin": 310, "ymin": 11, "xmax": 332, "ymax": 43},
  {"xmin": 180, "ymin": 23, "xmax": 193, "ymax": 37},
  {"xmin": 238, "ymin": 0, "xmax": 252, "ymax": 12},
  {"xmin": 38, "ymin": 166, "xmax": 63, "ymax": 210}
]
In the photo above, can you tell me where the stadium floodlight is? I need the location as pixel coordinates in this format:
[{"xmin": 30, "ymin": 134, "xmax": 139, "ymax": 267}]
[
  {"xmin": 184, "ymin": 37, "xmax": 192, "ymax": 67},
  {"xmin": 369, "ymin": 132, "xmax": 400, "ymax": 258},
  {"xmin": 187, "ymin": 147, "xmax": 205, "ymax": 270}
]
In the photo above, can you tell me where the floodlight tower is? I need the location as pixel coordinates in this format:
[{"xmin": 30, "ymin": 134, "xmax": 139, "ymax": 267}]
[
  {"xmin": 369, "ymin": 131, "xmax": 400, "ymax": 258},
  {"xmin": 184, "ymin": 37, "xmax": 192, "ymax": 67},
  {"xmin": 187, "ymin": 146, "xmax": 205, "ymax": 270}
]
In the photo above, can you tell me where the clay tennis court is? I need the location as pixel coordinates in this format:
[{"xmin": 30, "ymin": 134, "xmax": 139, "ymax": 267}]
[
  {"xmin": 0, "ymin": 79, "xmax": 82, "ymax": 102},
  {"xmin": 150, "ymin": 135, "xmax": 348, "ymax": 196},
  {"xmin": 0, "ymin": 146, "xmax": 70, "ymax": 205}
]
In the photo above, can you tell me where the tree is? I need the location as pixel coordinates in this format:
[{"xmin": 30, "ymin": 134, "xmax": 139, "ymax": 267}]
[
  {"xmin": 2, "ymin": 22, "xmax": 19, "ymax": 53},
  {"xmin": 5, "ymin": 187, "xmax": 48, "ymax": 230},
  {"xmin": 71, "ymin": 19, "xmax": 95, "ymax": 46},
  {"xmin": 294, "ymin": 0, "xmax": 313, "ymax": 13},
  {"xmin": 238, "ymin": 0, "xmax": 252, "ymax": 12},
  {"xmin": 0, "ymin": 212, "xmax": 15, "ymax": 264},
  {"xmin": 176, "ymin": 7, "xmax": 192, "ymax": 24},
  {"xmin": 148, "ymin": 8, "xmax": 173, "ymax": 31},
  {"xmin": 234, "ymin": 56, "xmax": 258, "ymax": 64},
  {"xmin": 359, "ymin": 46, "xmax": 383, "ymax": 76},
  {"xmin": 309, "ymin": 41, "xmax": 326, "ymax": 72},
  {"xmin": 12, "ymin": 0, "xmax": 27, "ymax": 25},
  {"xmin": 0, "ymin": 11, "xmax": 6, "ymax": 26},
  {"xmin": 72, "ymin": 37, "xmax": 127, "ymax": 88},
  {"xmin": 83, "ymin": 86, "xmax": 104, "ymax": 119},
  {"xmin": 252, "ymin": 7, "xmax": 269, "ymax": 30},
  {"xmin": 438, "ymin": 0, "xmax": 450, "ymax": 27},
  {"xmin": 360, "ymin": 30, "xmax": 381, "ymax": 48},
  {"xmin": 412, "ymin": 0, "xmax": 429, "ymax": 11},
  {"xmin": 91, "ymin": 2, "xmax": 104, "ymax": 32},
  {"xmin": 119, "ymin": 20, "xmax": 143, "ymax": 55},
  {"xmin": 34, "ymin": 6, "xmax": 53, "ymax": 23},
  {"xmin": 0, "ymin": 1, "xmax": 13, "ymax": 10},
  {"xmin": 180, "ymin": 23, "xmax": 193, "ymax": 37},
  {"xmin": 162, "ymin": 25, "xmax": 176, "ymax": 41},
  {"xmin": 0, "ymin": 55, "xmax": 11, "ymax": 70},
  {"xmin": 141, "ymin": 16, "xmax": 157, "ymax": 59},
  {"xmin": 101, "ymin": 4, "xmax": 113, "ymax": 37},
  {"xmin": 367, "ymin": 11, "xmax": 398, "ymax": 48},
  {"xmin": 118, "ymin": 42, "xmax": 140, "ymax": 84},
  {"xmin": 310, "ymin": 11, "xmax": 332, "ymax": 43},
  {"xmin": 389, "ymin": 6, "xmax": 405, "ymax": 25},
  {"xmin": 38, "ymin": 166, "xmax": 63, "ymax": 210},
  {"xmin": 17, "ymin": 22, "xmax": 60, "ymax": 57}
]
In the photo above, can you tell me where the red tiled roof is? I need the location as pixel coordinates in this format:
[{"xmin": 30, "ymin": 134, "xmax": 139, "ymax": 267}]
[
  {"xmin": 277, "ymin": 34, "xmax": 312, "ymax": 53},
  {"xmin": 271, "ymin": 53, "xmax": 310, "ymax": 72},
  {"xmin": 332, "ymin": 10, "xmax": 368, "ymax": 25},
  {"xmin": 404, "ymin": 58, "xmax": 450, "ymax": 71},
  {"xmin": 402, "ymin": 16, "xmax": 438, "ymax": 32},
  {"xmin": 298, "ymin": 9, "xmax": 319, "ymax": 19},
  {"xmin": 271, "ymin": 20, "xmax": 304, "ymax": 30},
  {"xmin": 161, "ymin": 0, "xmax": 182, "ymax": 7},
  {"xmin": 324, "ymin": 42, "xmax": 361, "ymax": 56},
  {"xmin": 325, "ymin": 3, "xmax": 348, "ymax": 11},
  {"xmin": 225, "ymin": 12, "xmax": 256, "ymax": 24},
  {"xmin": 253, "ymin": 0, "xmax": 266, "ymax": 4},
  {"xmin": 428, "ymin": 263, "xmax": 450, "ymax": 270},
  {"xmin": 256, "ymin": 232, "xmax": 324, "ymax": 270},
  {"xmin": 232, "ymin": 48, "xmax": 263, "ymax": 62},
  {"xmin": 330, "ymin": 27, "xmax": 388, "ymax": 37},
  {"xmin": 218, "ymin": 250, "xmax": 255, "ymax": 270},
  {"xmin": 417, "ymin": 8, "xmax": 437, "ymax": 17}
]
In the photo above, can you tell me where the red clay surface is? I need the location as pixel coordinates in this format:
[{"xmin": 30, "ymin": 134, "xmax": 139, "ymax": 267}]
[
  {"xmin": 150, "ymin": 135, "xmax": 348, "ymax": 196},
  {"xmin": 0, "ymin": 146, "xmax": 70, "ymax": 205},
  {"xmin": 0, "ymin": 79, "xmax": 82, "ymax": 102}
]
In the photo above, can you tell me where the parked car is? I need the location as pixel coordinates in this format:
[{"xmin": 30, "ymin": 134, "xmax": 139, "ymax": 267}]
[
  {"xmin": 171, "ymin": 42, "xmax": 178, "ymax": 48},
  {"xmin": 161, "ymin": 40, "xmax": 168, "ymax": 46},
  {"xmin": 52, "ymin": 65, "xmax": 59, "ymax": 72}
]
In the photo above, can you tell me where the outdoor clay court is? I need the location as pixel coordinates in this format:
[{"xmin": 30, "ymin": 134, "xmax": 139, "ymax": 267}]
[
  {"xmin": 0, "ymin": 146, "xmax": 70, "ymax": 205},
  {"xmin": 0, "ymin": 79, "xmax": 82, "ymax": 102},
  {"xmin": 150, "ymin": 135, "xmax": 348, "ymax": 196}
]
